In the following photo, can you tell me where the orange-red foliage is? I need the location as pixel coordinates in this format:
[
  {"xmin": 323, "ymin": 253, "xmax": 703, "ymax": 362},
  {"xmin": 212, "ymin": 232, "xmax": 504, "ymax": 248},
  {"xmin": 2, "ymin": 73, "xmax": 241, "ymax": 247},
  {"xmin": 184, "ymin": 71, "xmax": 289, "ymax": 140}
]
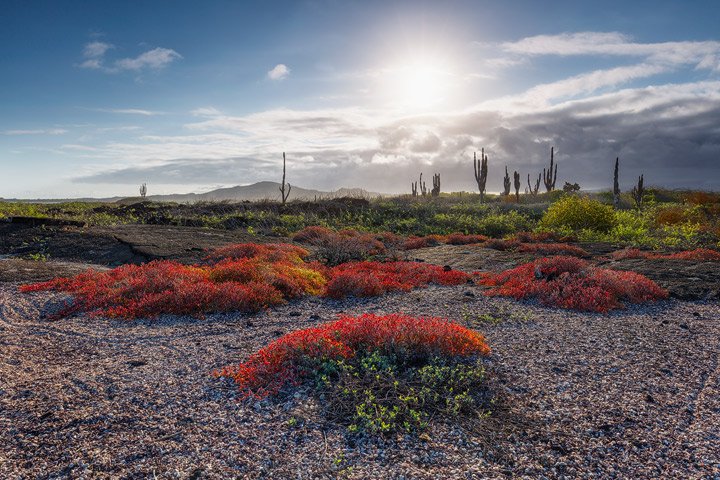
[
  {"xmin": 478, "ymin": 256, "xmax": 667, "ymax": 312},
  {"xmin": 21, "ymin": 243, "xmax": 471, "ymax": 319},
  {"xmin": 325, "ymin": 261, "xmax": 470, "ymax": 299},
  {"xmin": 445, "ymin": 233, "xmax": 490, "ymax": 245},
  {"xmin": 214, "ymin": 313, "xmax": 491, "ymax": 398}
]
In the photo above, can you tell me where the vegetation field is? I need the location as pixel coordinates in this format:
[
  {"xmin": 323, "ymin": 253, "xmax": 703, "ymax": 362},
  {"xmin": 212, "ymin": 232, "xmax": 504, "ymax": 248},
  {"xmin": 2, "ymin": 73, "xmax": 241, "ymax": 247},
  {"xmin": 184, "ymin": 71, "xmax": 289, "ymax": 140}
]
[{"xmin": 1, "ymin": 189, "xmax": 719, "ymax": 478}]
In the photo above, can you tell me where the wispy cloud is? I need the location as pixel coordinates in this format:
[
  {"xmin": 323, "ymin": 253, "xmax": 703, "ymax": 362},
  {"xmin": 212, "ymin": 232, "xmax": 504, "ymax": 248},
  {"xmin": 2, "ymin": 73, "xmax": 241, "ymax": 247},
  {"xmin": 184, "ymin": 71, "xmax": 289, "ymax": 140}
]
[
  {"xmin": 2, "ymin": 128, "xmax": 67, "ymax": 135},
  {"xmin": 191, "ymin": 107, "xmax": 223, "ymax": 117},
  {"xmin": 114, "ymin": 48, "xmax": 182, "ymax": 71},
  {"xmin": 494, "ymin": 31, "xmax": 720, "ymax": 71},
  {"xmin": 267, "ymin": 64, "xmax": 290, "ymax": 80},
  {"xmin": 79, "ymin": 41, "xmax": 181, "ymax": 73},
  {"xmin": 93, "ymin": 108, "xmax": 164, "ymax": 116}
]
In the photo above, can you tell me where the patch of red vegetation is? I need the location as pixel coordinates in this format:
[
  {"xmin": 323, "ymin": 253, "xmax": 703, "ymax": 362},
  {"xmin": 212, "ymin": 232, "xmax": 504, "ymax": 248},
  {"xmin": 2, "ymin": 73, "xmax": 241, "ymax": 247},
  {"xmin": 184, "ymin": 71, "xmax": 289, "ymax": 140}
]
[
  {"xmin": 402, "ymin": 235, "xmax": 446, "ymax": 250},
  {"xmin": 325, "ymin": 261, "xmax": 471, "ymax": 299},
  {"xmin": 445, "ymin": 233, "xmax": 490, "ymax": 245},
  {"xmin": 21, "ymin": 243, "xmax": 471, "ymax": 319},
  {"xmin": 610, "ymin": 247, "xmax": 720, "ymax": 261},
  {"xmin": 214, "ymin": 313, "xmax": 491, "ymax": 399},
  {"xmin": 478, "ymin": 256, "xmax": 668, "ymax": 312},
  {"xmin": 517, "ymin": 242, "xmax": 589, "ymax": 257}
]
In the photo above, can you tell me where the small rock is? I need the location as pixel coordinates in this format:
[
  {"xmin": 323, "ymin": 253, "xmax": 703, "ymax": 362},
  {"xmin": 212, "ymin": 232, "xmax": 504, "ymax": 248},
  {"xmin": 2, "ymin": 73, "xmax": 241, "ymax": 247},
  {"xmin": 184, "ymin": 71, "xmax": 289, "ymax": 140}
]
[{"xmin": 127, "ymin": 360, "xmax": 146, "ymax": 368}]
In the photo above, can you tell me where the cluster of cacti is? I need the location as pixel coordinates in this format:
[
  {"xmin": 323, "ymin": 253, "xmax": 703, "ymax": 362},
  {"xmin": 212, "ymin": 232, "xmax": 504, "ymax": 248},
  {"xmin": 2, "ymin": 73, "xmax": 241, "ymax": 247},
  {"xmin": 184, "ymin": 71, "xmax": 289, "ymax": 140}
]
[
  {"xmin": 631, "ymin": 174, "xmax": 644, "ymax": 208},
  {"xmin": 543, "ymin": 147, "xmax": 558, "ymax": 192},
  {"xmin": 279, "ymin": 152, "xmax": 292, "ymax": 205},
  {"xmin": 431, "ymin": 173, "xmax": 440, "ymax": 197},
  {"xmin": 562, "ymin": 182, "xmax": 580, "ymax": 192},
  {"xmin": 527, "ymin": 173, "xmax": 541, "ymax": 196},
  {"xmin": 411, "ymin": 173, "xmax": 429, "ymax": 196},
  {"xmin": 502, "ymin": 166, "xmax": 511, "ymax": 196},
  {"xmin": 513, "ymin": 170, "xmax": 520, "ymax": 202},
  {"xmin": 139, "ymin": 183, "xmax": 147, "ymax": 198},
  {"xmin": 473, "ymin": 149, "xmax": 488, "ymax": 203}
]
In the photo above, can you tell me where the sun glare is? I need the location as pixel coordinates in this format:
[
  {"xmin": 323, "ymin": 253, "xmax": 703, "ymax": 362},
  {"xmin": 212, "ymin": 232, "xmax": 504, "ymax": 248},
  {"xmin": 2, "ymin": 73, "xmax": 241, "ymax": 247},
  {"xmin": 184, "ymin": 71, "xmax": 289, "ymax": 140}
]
[{"xmin": 380, "ymin": 56, "xmax": 455, "ymax": 111}]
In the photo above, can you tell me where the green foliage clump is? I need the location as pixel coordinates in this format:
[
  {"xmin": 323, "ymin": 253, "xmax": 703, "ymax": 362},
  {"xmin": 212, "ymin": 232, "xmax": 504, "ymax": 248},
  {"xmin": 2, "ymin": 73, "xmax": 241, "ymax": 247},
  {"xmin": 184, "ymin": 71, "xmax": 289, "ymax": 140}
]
[
  {"xmin": 539, "ymin": 195, "xmax": 616, "ymax": 233},
  {"xmin": 321, "ymin": 351, "xmax": 490, "ymax": 434}
]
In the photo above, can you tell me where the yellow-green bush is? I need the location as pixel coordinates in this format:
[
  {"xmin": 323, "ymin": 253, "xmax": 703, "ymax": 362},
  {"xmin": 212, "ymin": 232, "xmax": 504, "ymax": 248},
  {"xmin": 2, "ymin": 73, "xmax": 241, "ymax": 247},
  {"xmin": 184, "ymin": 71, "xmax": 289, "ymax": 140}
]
[{"xmin": 539, "ymin": 195, "xmax": 616, "ymax": 233}]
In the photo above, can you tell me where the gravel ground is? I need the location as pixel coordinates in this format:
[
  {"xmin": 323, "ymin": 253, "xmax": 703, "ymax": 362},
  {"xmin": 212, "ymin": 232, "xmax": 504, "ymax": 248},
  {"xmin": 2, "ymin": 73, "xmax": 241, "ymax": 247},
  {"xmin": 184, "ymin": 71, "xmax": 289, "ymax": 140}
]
[{"xmin": 1, "ymin": 274, "xmax": 719, "ymax": 479}]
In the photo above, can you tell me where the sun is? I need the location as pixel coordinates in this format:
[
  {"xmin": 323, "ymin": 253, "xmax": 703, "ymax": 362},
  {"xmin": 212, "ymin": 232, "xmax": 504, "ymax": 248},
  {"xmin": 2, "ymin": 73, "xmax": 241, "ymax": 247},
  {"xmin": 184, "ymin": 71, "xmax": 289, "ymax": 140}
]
[{"xmin": 380, "ymin": 56, "xmax": 455, "ymax": 111}]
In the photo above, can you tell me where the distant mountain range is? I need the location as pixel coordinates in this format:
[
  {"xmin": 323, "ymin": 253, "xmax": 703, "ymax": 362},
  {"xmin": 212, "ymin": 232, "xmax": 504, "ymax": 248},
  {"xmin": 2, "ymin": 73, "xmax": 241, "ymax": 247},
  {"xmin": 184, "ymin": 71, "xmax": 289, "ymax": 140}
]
[
  {"xmin": 3, "ymin": 182, "xmax": 385, "ymax": 203},
  {"xmin": 142, "ymin": 182, "xmax": 383, "ymax": 203}
]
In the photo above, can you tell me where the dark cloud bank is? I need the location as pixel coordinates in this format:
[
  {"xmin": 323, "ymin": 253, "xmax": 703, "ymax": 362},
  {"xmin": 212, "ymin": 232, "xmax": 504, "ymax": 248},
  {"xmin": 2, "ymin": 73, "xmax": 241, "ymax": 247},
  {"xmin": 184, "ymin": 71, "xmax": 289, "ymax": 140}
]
[{"xmin": 76, "ymin": 85, "xmax": 720, "ymax": 194}]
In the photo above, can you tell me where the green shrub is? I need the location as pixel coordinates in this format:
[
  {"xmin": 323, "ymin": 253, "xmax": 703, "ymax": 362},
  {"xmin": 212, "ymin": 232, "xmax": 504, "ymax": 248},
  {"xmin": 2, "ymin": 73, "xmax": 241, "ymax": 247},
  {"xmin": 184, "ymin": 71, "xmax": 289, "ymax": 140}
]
[{"xmin": 539, "ymin": 195, "xmax": 616, "ymax": 233}]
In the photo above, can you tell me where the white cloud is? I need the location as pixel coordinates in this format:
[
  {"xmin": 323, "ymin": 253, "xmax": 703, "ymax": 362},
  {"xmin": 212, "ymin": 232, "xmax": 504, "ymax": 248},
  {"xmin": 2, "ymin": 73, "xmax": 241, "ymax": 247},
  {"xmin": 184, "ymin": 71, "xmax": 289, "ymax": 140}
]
[
  {"xmin": 191, "ymin": 107, "xmax": 223, "ymax": 117},
  {"xmin": 83, "ymin": 41, "xmax": 114, "ymax": 58},
  {"xmin": 2, "ymin": 128, "xmax": 67, "ymax": 135},
  {"xmin": 495, "ymin": 31, "xmax": 720, "ymax": 70},
  {"xmin": 95, "ymin": 108, "xmax": 163, "ymax": 116},
  {"xmin": 267, "ymin": 64, "xmax": 290, "ymax": 80},
  {"xmin": 79, "ymin": 40, "xmax": 181, "ymax": 73},
  {"xmin": 114, "ymin": 47, "xmax": 182, "ymax": 71}
]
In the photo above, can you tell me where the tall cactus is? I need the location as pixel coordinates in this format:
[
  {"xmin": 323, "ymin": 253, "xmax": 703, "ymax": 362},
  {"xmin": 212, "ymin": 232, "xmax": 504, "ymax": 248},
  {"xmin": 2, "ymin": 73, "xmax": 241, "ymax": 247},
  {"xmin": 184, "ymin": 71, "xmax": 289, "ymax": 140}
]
[
  {"xmin": 513, "ymin": 170, "xmax": 521, "ymax": 202},
  {"xmin": 473, "ymin": 149, "xmax": 488, "ymax": 203},
  {"xmin": 279, "ymin": 152, "xmax": 291, "ymax": 205},
  {"xmin": 502, "ymin": 166, "xmax": 511, "ymax": 196},
  {"xmin": 527, "ymin": 173, "xmax": 540, "ymax": 196},
  {"xmin": 431, "ymin": 173, "xmax": 440, "ymax": 197},
  {"xmin": 139, "ymin": 183, "xmax": 147, "ymax": 198},
  {"xmin": 419, "ymin": 173, "xmax": 427, "ymax": 196},
  {"xmin": 411, "ymin": 180, "xmax": 418, "ymax": 197},
  {"xmin": 543, "ymin": 146, "xmax": 558, "ymax": 192},
  {"xmin": 631, "ymin": 174, "xmax": 644, "ymax": 209},
  {"xmin": 613, "ymin": 157, "xmax": 621, "ymax": 209}
]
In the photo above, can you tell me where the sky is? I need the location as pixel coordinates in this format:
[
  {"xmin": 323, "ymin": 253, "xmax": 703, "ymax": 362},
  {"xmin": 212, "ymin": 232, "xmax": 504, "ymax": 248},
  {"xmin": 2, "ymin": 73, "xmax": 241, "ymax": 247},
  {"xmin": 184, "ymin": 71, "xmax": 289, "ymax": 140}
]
[{"xmin": 1, "ymin": 0, "xmax": 720, "ymax": 198}]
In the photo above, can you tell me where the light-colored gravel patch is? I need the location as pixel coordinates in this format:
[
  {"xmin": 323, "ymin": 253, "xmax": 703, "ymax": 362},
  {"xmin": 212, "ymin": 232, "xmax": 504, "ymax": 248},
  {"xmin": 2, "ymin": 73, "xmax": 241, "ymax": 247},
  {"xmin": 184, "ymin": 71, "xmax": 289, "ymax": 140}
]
[{"xmin": 1, "ymin": 281, "xmax": 719, "ymax": 479}]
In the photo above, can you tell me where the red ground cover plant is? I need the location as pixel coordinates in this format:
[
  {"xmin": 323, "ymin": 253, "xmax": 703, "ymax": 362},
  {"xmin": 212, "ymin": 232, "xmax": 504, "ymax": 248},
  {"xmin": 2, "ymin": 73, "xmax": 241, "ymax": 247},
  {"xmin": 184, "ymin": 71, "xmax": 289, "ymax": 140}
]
[
  {"xmin": 325, "ymin": 261, "xmax": 471, "ymax": 299},
  {"xmin": 478, "ymin": 256, "xmax": 668, "ymax": 312},
  {"xmin": 483, "ymin": 238, "xmax": 521, "ymax": 251},
  {"xmin": 214, "ymin": 313, "xmax": 491, "ymax": 399},
  {"xmin": 21, "ymin": 243, "xmax": 471, "ymax": 319},
  {"xmin": 609, "ymin": 247, "xmax": 720, "ymax": 261},
  {"xmin": 445, "ymin": 233, "xmax": 489, "ymax": 245},
  {"xmin": 402, "ymin": 235, "xmax": 446, "ymax": 250},
  {"xmin": 517, "ymin": 242, "xmax": 589, "ymax": 257}
]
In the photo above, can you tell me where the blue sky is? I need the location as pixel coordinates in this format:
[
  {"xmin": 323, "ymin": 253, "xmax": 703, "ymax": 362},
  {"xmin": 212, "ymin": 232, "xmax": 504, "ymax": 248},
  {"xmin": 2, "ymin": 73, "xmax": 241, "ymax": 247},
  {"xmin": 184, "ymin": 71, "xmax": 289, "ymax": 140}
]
[{"xmin": 2, "ymin": 0, "xmax": 720, "ymax": 198}]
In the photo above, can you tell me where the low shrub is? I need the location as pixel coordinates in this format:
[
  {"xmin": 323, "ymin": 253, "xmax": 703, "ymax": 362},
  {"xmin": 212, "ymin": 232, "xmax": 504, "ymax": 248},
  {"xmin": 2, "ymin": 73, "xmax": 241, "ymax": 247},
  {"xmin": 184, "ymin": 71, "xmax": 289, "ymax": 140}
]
[
  {"xmin": 540, "ymin": 195, "xmax": 616, "ymax": 233},
  {"xmin": 478, "ymin": 256, "xmax": 667, "ymax": 312},
  {"xmin": 325, "ymin": 261, "xmax": 470, "ymax": 299},
  {"xmin": 215, "ymin": 313, "xmax": 491, "ymax": 433},
  {"xmin": 292, "ymin": 226, "xmax": 386, "ymax": 265}
]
